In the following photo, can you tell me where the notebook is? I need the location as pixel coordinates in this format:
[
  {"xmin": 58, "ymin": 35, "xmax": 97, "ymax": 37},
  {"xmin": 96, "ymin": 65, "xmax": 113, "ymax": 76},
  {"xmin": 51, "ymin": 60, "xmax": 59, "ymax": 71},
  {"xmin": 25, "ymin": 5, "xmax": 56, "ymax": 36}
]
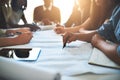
[{"xmin": 88, "ymin": 48, "xmax": 120, "ymax": 69}]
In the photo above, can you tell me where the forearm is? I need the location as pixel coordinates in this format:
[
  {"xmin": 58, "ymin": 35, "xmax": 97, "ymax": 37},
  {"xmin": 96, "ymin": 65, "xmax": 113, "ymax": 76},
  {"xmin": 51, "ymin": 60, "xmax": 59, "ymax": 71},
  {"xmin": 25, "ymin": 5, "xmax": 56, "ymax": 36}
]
[
  {"xmin": 76, "ymin": 30, "xmax": 97, "ymax": 42},
  {"xmin": 65, "ymin": 26, "xmax": 81, "ymax": 33},
  {"xmin": 0, "ymin": 37, "xmax": 18, "ymax": 47},
  {"xmin": 0, "ymin": 32, "xmax": 32, "ymax": 47},
  {"xmin": 95, "ymin": 39, "xmax": 120, "ymax": 65},
  {"xmin": 21, "ymin": 14, "xmax": 28, "ymax": 24}
]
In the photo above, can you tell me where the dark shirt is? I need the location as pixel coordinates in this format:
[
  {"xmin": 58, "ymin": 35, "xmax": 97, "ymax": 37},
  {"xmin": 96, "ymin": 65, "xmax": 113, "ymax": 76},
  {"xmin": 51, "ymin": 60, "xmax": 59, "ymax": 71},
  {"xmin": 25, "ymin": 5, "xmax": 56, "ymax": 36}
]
[{"xmin": 0, "ymin": 5, "xmax": 7, "ymax": 29}]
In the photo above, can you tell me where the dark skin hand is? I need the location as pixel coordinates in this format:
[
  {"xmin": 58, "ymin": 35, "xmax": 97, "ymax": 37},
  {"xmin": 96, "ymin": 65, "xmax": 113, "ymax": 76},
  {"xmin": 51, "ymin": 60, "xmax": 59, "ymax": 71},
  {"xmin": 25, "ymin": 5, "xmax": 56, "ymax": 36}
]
[
  {"xmin": 91, "ymin": 34, "xmax": 120, "ymax": 65},
  {"xmin": 62, "ymin": 30, "xmax": 97, "ymax": 44}
]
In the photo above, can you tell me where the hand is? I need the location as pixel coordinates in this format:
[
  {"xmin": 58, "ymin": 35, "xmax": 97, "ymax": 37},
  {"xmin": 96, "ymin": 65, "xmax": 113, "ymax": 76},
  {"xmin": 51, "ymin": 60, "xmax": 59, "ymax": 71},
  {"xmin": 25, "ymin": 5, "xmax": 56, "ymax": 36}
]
[
  {"xmin": 91, "ymin": 34, "xmax": 105, "ymax": 48},
  {"xmin": 63, "ymin": 32, "xmax": 77, "ymax": 44},
  {"xmin": 0, "ymin": 31, "xmax": 33, "ymax": 47},
  {"xmin": 41, "ymin": 19, "xmax": 52, "ymax": 25},
  {"xmin": 54, "ymin": 26, "xmax": 65, "ymax": 34},
  {"xmin": 15, "ymin": 32, "xmax": 33, "ymax": 44}
]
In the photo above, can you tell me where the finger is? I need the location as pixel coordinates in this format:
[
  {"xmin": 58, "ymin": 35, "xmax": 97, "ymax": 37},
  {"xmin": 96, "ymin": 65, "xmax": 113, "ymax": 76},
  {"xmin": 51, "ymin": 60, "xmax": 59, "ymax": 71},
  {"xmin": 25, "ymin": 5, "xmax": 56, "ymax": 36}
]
[{"xmin": 63, "ymin": 32, "xmax": 70, "ymax": 44}]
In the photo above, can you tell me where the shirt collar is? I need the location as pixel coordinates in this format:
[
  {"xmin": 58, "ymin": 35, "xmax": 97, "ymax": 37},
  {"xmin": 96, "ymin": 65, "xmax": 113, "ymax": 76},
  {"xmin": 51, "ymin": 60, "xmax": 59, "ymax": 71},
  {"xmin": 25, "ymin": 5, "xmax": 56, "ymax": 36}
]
[{"xmin": 43, "ymin": 5, "xmax": 52, "ymax": 11}]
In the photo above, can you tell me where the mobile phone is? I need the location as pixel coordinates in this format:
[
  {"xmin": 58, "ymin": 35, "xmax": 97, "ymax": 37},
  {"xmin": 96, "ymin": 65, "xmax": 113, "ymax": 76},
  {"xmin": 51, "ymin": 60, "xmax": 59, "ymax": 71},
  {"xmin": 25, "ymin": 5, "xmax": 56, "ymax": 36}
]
[{"xmin": 13, "ymin": 48, "xmax": 41, "ymax": 61}]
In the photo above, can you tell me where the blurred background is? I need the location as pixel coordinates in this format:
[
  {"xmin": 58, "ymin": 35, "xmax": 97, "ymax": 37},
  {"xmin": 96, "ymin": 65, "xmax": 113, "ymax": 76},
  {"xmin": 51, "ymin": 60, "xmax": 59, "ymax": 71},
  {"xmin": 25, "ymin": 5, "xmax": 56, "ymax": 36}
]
[{"xmin": 22, "ymin": 0, "xmax": 74, "ymax": 24}]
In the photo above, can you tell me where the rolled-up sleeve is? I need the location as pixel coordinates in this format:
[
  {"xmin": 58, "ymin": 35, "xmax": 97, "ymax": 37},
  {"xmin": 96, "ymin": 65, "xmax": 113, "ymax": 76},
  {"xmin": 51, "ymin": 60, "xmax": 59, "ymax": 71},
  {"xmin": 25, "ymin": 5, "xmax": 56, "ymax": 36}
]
[{"xmin": 97, "ymin": 20, "xmax": 117, "ymax": 42}]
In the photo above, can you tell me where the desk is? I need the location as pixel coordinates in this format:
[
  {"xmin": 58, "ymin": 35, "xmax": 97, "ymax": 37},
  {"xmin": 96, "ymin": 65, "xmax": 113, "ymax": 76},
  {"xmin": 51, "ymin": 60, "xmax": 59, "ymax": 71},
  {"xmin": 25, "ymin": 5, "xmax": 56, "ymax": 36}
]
[{"xmin": 1, "ymin": 30, "xmax": 120, "ymax": 80}]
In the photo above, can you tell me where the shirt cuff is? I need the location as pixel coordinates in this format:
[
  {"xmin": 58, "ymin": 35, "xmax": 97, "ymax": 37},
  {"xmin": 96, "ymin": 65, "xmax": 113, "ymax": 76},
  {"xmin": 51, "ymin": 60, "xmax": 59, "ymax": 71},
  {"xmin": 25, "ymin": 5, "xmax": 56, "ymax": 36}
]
[{"xmin": 117, "ymin": 46, "xmax": 120, "ymax": 57}]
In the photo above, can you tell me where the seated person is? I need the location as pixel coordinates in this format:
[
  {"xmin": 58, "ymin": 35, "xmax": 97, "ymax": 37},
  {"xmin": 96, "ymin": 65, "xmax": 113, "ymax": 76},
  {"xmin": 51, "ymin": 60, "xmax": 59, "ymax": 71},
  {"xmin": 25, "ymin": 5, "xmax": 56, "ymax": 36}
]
[
  {"xmin": 54, "ymin": 0, "xmax": 117, "ymax": 34},
  {"xmin": 0, "ymin": 0, "xmax": 36, "ymax": 58},
  {"xmin": 0, "ymin": 0, "xmax": 40, "ymax": 31},
  {"xmin": 62, "ymin": 2, "xmax": 120, "ymax": 65},
  {"xmin": 65, "ymin": 0, "xmax": 91, "ymax": 27},
  {"xmin": 33, "ymin": 0, "xmax": 61, "ymax": 25}
]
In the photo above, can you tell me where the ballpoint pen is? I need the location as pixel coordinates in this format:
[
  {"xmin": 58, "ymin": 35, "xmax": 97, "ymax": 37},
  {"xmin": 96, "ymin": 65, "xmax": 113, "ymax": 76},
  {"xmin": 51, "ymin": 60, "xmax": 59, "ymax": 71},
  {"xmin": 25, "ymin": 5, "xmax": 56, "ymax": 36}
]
[{"xmin": 63, "ymin": 35, "xmax": 69, "ymax": 49}]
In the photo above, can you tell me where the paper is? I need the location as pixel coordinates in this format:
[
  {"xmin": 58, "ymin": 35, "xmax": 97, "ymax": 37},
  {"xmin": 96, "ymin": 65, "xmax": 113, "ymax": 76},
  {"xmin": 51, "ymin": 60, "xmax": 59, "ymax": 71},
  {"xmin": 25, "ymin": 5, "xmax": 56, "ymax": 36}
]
[
  {"xmin": 31, "ymin": 30, "xmax": 62, "ymax": 43},
  {"xmin": 0, "ymin": 57, "xmax": 61, "ymax": 80},
  {"xmin": 88, "ymin": 48, "xmax": 120, "ymax": 69},
  {"xmin": 39, "ymin": 25, "xmax": 56, "ymax": 31},
  {"xmin": 61, "ymin": 61, "xmax": 120, "ymax": 76}
]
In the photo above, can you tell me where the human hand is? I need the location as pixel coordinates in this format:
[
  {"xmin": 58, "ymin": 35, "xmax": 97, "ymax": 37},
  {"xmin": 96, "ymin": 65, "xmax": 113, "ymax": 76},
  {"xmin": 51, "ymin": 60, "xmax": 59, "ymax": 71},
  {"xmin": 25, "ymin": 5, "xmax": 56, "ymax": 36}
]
[
  {"xmin": 63, "ymin": 32, "xmax": 77, "ymax": 45},
  {"xmin": 15, "ymin": 31, "xmax": 33, "ymax": 44},
  {"xmin": 91, "ymin": 34, "xmax": 105, "ymax": 48},
  {"xmin": 54, "ymin": 26, "xmax": 65, "ymax": 34},
  {"xmin": 41, "ymin": 18, "xmax": 52, "ymax": 25},
  {"xmin": 0, "ymin": 31, "xmax": 33, "ymax": 47}
]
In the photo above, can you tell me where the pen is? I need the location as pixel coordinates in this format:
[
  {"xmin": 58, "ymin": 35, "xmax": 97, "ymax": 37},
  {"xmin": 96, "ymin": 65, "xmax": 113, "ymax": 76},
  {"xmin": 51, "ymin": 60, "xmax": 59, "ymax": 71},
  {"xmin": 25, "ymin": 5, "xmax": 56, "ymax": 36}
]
[{"xmin": 63, "ymin": 35, "xmax": 69, "ymax": 49}]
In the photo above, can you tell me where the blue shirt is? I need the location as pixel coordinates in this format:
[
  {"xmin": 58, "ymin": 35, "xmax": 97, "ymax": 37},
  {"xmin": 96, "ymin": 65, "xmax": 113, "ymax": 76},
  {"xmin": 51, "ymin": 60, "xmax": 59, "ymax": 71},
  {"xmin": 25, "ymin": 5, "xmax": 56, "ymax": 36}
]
[{"xmin": 98, "ymin": 4, "xmax": 120, "ymax": 56}]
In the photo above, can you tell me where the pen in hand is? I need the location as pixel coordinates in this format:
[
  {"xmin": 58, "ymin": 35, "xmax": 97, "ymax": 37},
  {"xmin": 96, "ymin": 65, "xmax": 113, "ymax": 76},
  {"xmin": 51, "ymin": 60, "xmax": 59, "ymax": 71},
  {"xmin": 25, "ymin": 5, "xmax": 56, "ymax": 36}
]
[{"xmin": 63, "ymin": 35, "xmax": 69, "ymax": 49}]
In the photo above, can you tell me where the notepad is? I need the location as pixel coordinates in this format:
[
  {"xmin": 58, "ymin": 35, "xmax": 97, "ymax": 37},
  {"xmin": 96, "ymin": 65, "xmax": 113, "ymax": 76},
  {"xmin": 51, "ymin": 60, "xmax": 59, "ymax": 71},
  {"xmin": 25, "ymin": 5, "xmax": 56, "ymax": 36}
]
[
  {"xmin": 88, "ymin": 48, "xmax": 120, "ymax": 69},
  {"xmin": 13, "ymin": 48, "xmax": 41, "ymax": 61}
]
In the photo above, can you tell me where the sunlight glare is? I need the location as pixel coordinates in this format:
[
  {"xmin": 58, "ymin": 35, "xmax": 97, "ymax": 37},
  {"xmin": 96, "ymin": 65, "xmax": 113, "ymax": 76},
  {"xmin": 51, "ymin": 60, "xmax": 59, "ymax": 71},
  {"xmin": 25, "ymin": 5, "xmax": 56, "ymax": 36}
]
[
  {"xmin": 54, "ymin": 0, "xmax": 74, "ymax": 24},
  {"xmin": 24, "ymin": 0, "xmax": 74, "ymax": 24}
]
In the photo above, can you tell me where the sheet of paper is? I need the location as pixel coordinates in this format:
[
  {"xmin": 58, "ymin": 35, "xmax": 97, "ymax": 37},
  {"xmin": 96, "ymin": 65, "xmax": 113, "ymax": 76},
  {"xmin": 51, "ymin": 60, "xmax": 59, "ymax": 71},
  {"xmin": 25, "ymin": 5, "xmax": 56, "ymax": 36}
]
[
  {"xmin": 0, "ymin": 57, "xmax": 61, "ymax": 80},
  {"xmin": 61, "ymin": 61, "xmax": 120, "ymax": 76},
  {"xmin": 39, "ymin": 25, "xmax": 56, "ymax": 31},
  {"xmin": 88, "ymin": 48, "xmax": 120, "ymax": 69},
  {"xmin": 31, "ymin": 30, "xmax": 62, "ymax": 43}
]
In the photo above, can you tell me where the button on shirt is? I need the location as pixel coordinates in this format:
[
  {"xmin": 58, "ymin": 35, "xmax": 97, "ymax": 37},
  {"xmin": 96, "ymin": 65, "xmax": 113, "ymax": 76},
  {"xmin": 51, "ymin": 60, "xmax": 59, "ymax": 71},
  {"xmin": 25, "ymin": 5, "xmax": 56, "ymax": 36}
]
[{"xmin": 97, "ymin": 4, "xmax": 120, "ymax": 56}]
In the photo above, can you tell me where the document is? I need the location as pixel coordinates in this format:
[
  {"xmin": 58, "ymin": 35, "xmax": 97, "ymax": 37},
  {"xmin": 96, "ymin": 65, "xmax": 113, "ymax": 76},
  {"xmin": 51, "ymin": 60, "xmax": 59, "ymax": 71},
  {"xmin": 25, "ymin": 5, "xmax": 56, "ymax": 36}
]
[
  {"xmin": 0, "ymin": 57, "xmax": 61, "ymax": 80},
  {"xmin": 88, "ymin": 48, "xmax": 120, "ymax": 69},
  {"xmin": 39, "ymin": 25, "xmax": 56, "ymax": 31}
]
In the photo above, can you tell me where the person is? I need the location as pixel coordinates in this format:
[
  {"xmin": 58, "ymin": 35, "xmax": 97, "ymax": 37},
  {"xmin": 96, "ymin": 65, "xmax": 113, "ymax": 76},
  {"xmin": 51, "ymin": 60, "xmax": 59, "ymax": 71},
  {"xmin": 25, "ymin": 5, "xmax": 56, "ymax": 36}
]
[
  {"xmin": 0, "ymin": 0, "xmax": 34, "ymax": 57},
  {"xmin": 54, "ymin": 0, "xmax": 117, "ymax": 34},
  {"xmin": 0, "ymin": 28, "xmax": 33, "ymax": 58},
  {"xmin": 65, "ymin": 0, "xmax": 91, "ymax": 27},
  {"xmin": 0, "ymin": 0, "xmax": 40, "ymax": 31},
  {"xmin": 62, "ymin": 2, "xmax": 120, "ymax": 65},
  {"xmin": 33, "ymin": 0, "xmax": 61, "ymax": 25}
]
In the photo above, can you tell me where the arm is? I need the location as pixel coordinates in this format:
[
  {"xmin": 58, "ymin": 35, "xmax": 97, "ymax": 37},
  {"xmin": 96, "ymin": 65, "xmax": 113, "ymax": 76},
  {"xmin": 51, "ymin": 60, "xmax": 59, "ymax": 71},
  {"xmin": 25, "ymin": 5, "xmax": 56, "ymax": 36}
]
[
  {"xmin": 33, "ymin": 7, "xmax": 39, "ymax": 23},
  {"xmin": 54, "ymin": 1, "xmax": 99, "ymax": 34},
  {"xmin": 0, "ymin": 31, "xmax": 32, "ymax": 47},
  {"xmin": 55, "ymin": 8, "xmax": 61, "ymax": 24},
  {"xmin": 0, "ymin": 32, "xmax": 32, "ymax": 47},
  {"xmin": 91, "ymin": 34, "xmax": 120, "ymax": 65},
  {"xmin": 63, "ymin": 30, "xmax": 97, "ymax": 44},
  {"xmin": 54, "ymin": 25, "xmax": 81, "ymax": 34},
  {"xmin": 21, "ymin": 12, "xmax": 28, "ymax": 24}
]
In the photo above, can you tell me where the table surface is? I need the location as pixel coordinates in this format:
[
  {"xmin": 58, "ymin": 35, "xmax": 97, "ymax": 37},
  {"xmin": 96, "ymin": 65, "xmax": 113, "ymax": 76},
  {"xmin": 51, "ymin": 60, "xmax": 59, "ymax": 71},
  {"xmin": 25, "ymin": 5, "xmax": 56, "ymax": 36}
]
[{"xmin": 1, "ymin": 30, "xmax": 120, "ymax": 80}]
